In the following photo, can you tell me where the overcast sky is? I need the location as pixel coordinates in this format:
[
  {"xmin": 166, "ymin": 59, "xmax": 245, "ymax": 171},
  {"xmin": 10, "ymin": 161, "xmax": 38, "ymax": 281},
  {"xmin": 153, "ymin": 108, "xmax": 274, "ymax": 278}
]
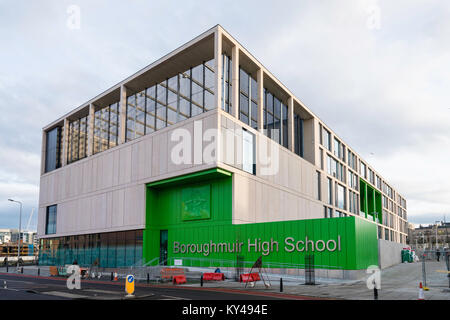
[{"xmin": 0, "ymin": 0, "xmax": 449, "ymax": 230}]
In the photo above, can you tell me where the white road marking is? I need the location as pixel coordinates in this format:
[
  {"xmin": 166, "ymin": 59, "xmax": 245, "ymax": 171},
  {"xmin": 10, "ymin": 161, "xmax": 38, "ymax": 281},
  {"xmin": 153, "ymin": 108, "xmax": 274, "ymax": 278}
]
[
  {"xmin": 43, "ymin": 291, "xmax": 88, "ymax": 299},
  {"xmin": 83, "ymin": 289, "xmax": 122, "ymax": 295},
  {"xmin": 159, "ymin": 294, "xmax": 190, "ymax": 300}
]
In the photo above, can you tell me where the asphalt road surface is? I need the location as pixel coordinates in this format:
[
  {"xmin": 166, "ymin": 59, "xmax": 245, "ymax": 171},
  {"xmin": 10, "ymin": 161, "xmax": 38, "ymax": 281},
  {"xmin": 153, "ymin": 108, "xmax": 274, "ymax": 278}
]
[{"xmin": 0, "ymin": 273, "xmax": 305, "ymax": 300}]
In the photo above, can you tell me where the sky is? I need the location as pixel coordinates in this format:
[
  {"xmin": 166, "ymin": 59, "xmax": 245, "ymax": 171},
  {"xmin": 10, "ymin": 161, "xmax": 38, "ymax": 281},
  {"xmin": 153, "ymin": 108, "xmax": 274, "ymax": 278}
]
[{"xmin": 0, "ymin": 0, "xmax": 449, "ymax": 230}]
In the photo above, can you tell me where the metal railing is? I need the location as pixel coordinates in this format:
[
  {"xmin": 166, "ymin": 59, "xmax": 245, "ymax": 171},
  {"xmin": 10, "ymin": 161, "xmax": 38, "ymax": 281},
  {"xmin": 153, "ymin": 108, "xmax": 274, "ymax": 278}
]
[{"xmin": 118, "ymin": 256, "xmax": 344, "ymax": 282}]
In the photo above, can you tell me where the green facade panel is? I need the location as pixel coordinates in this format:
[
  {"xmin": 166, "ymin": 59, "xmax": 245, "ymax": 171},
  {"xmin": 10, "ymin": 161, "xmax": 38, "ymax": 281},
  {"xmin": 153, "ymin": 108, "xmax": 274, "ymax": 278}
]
[
  {"xmin": 144, "ymin": 169, "xmax": 379, "ymax": 270},
  {"xmin": 360, "ymin": 178, "xmax": 382, "ymax": 223}
]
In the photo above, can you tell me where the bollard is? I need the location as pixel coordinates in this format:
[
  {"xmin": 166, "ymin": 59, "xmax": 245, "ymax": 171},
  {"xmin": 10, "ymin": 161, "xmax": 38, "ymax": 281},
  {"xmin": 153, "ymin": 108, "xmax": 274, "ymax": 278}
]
[
  {"xmin": 374, "ymin": 287, "xmax": 378, "ymax": 300},
  {"xmin": 21, "ymin": 267, "xmax": 23, "ymax": 274},
  {"xmin": 6, "ymin": 264, "xmax": 8, "ymax": 273},
  {"xmin": 38, "ymin": 268, "xmax": 40, "ymax": 276},
  {"xmin": 111, "ymin": 272, "xmax": 114, "ymax": 281},
  {"xmin": 200, "ymin": 274, "xmax": 203, "ymax": 287},
  {"xmin": 280, "ymin": 278, "xmax": 283, "ymax": 292},
  {"xmin": 147, "ymin": 273, "xmax": 150, "ymax": 284}
]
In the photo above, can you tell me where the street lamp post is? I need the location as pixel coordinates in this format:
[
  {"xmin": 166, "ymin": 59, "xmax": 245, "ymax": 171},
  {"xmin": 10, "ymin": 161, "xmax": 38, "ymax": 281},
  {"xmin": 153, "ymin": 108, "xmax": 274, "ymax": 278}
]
[{"xmin": 8, "ymin": 199, "xmax": 22, "ymax": 270}]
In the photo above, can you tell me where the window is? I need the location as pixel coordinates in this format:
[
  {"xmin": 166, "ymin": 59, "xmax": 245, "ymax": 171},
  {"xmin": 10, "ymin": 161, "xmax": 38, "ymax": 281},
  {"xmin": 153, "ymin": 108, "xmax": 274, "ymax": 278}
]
[
  {"xmin": 324, "ymin": 206, "xmax": 333, "ymax": 218},
  {"xmin": 360, "ymin": 162, "xmax": 367, "ymax": 179},
  {"xmin": 242, "ymin": 129, "xmax": 255, "ymax": 175},
  {"xmin": 46, "ymin": 205, "xmax": 57, "ymax": 235},
  {"xmin": 376, "ymin": 175, "xmax": 381, "ymax": 190},
  {"xmin": 45, "ymin": 126, "xmax": 63, "ymax": 172},
  {"xmin": 333, "ymin": 138, "xmax": 345, "ymax": 161},
  {"xmin": 349, "ymin": 190, "xmax": 354, "ymax": 214},
  {"xmin": 369, "ymin": 169, "xmax": 375, "ymax": 185},
  {"xmin": 336, "ymin": 184, "xmax": 346, "ymax": 210},
  {"xmin": 387, "ymin": 185, "xmax": 393, "ymax": 199},
  {"xmin": 383, "ymin": 196, "xmax": 388, "ymax": 209},
  {"xmin": 316, "ymin": 171, "xmax": 321, "ymax": 200},
  {"xmin": 294, "ymin": 113, "xmax": 304, "ymax": 158},
  {"xmin": 239, "ymin": 68, "xmax": 258, "ymax": 130},
  {"xmin": 263, "ymin": 89, "xmax": 288, "ymax": 148},
  {"xmin": 327, "ymin": 155, "xmax": 336, "ymax": 177},
  {"xmin": 221, "ymin": 54, "xmax": 232, "ymax": 114},
  {"xmin": 348, "ymin": 170, "xmax": 358, "ymax": 190},
  {"xmin": 38, "ymin": 230, "xmax": 144, "ymax": 268},
  {"xmin": 320, "ymin": 148, "xmax": 324, "ymax": 170},
  {"xmin": 126, "ymin": 59, "xmax": 216, "ymax": 142},
  {"xmin": 322, "ymin": 127, "xmax": 331, "ymax": 151},
  {"xmin": 327, "ymin": 178, "xmax": 333, "ymax": 205},
  {"xmin": 347, "ymin": 150, "xmax": 357, "ymax": 170},
  {"xmin": 94, "ymin": 102, "xmax": 120, "ymax": 153},
  {"xmin": 67, "ymin": 115, "xmax": 89, "ymax": 164},
  {"xmin": 336, "ymin": 210, "xmax": 345, "ymax": 218},
  {"xmin": 327, "ymin": 155, "xmax": 344, "ymax": 182}
]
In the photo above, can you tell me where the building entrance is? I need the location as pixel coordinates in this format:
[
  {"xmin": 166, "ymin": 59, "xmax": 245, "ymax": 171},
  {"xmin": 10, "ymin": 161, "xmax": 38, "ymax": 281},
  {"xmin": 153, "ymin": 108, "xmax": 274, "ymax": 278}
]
[{"xmin": 160, "ymin": 230, "xmax": 168, "ymax": 265}]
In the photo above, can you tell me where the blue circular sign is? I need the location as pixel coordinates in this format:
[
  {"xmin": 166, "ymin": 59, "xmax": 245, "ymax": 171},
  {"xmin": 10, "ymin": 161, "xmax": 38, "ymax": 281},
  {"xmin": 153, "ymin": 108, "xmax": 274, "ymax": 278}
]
[{"xmin": 127, "ymin": 275, "xmax": 134, "ymax": 283}]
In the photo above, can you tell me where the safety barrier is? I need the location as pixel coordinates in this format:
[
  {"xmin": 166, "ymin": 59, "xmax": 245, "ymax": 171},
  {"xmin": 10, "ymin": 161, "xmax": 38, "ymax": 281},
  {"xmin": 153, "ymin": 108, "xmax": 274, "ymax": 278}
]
[
  {"xmin": 240, "ymin": 273, "xmax": 260, "ymax": 283},
  {"xmin": 172, "ymin": 275, "xmax": 187, "ymax": 284},
  {"xmin": 203, "ymin": 273, "xmax": 225, "ymax": 281},
  {"xmin": 161, "ymin": 267, "xmax": 185, "ymax": 280}
]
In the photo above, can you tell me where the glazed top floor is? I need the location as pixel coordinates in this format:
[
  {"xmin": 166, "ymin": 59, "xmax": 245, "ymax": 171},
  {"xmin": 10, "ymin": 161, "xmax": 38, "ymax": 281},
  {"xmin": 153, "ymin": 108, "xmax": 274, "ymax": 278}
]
[{"xmin": 41, "ymin": 25, "xmax": 406, "ymax": 209}]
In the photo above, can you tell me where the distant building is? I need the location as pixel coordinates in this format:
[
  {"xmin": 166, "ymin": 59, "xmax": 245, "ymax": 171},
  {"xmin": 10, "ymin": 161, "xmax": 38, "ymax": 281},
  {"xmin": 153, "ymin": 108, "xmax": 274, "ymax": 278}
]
[
  {"xmin": 0, "ymin": 229, "xmax": 38, "ymax": 258},
  {"xmin": 0, "ymin": 229, "xmax": 12, "ymax": 245},
  {"xmin": 407, "ymin": 222, "xmax": 450, "ymax": 249},
  {"xmin": 0, "ymin": 229, "xmax": 37, "ymax": 245}
]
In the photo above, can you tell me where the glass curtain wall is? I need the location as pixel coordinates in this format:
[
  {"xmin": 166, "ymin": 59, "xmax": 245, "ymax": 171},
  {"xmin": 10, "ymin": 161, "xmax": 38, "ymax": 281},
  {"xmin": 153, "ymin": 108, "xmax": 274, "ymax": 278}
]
[
  {"xmin": 45, "ymin": 126, "xmax": 63, "ymax": 172},
  {"xmin": 263, "ymin": 88, "xmax": 288, "ymax": 148},
  {"xmin": 239, "ymin": 67, "xmax": 258, "ymax": 130},
  {"xmin": 45, "ymin": 205, "xmax": 57, "ymax": 235},
  {"xmin": 294, "ymin": 113, "xmax": 304, "ymax": 158},
  {"xmin": 93, "ymin": 102, "xmax": 120, "ymax": 154},
  {"xmin": 221, "ymin": 54, "xmax": 232, "ymax": 114},
  {"xmin": 126, "ymin": 59, "xmax": 215, "ymax": 142},
  {"xmin": 38, "ymin": 230, "xmax": 144, "ymax": 268},
  {"xmin": 67, "ymin": 115, "xmax": 89, "ymax": 164}
]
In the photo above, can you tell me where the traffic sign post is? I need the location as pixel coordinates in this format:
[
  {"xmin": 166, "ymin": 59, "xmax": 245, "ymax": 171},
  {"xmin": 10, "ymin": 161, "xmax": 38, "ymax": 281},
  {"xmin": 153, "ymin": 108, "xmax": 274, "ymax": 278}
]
[{"xmin": 125, "ymin": 274, "xmax": 135, "ymax": 298}]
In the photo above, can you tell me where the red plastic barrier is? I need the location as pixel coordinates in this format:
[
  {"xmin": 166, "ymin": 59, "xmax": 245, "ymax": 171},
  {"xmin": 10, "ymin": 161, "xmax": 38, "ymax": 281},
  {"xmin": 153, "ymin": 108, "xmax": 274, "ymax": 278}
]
[
  {"xmin": 172, "ymin": 275, "xmax": 187, "ymax": 284},
  {"xmin": 240, "ymin": 273, "xmax": 260, "ymax": 283},
  {"xmin": 203, "ymin": 273, "xmax": 225, "ymax": 281}
]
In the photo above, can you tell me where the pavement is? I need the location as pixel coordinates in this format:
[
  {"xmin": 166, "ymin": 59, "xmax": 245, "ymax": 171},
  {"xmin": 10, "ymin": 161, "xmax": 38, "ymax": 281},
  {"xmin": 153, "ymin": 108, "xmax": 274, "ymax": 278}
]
[
  {"xmin": 185, "ymin": 260, "xmax": 450, "ymax": 300},
  {"xmin": 0, "ymin": 260, "xmax": 448, "ymax": 300}
]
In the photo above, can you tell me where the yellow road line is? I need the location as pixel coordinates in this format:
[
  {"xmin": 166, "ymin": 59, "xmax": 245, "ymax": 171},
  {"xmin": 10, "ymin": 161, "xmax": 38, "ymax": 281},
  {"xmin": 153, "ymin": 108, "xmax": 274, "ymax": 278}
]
[{"xmin": 435, "ymin": 270, "xmax": 450, "ymax": 274}]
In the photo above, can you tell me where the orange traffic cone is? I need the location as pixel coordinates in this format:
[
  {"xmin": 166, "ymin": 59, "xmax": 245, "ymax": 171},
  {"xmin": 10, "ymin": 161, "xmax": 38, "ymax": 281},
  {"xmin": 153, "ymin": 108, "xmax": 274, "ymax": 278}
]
[
  {"xmin": 114, "ymin": 272, "xmax": 118, "ymax": 282},
  {"xmin": 418, "ymin": 282, "xmax": 424, "ymax": 300}
]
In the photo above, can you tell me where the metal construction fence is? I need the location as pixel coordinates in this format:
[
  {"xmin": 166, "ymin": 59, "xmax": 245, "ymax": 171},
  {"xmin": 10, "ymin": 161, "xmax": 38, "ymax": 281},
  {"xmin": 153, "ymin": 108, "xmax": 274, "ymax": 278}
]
[
  {"xmin": 119, "ymin": 255, "xmax": 342, "ymax": 283},
  {"xmin": 414, "ymin": 248, "xmax": 449, "ymax": 261}
]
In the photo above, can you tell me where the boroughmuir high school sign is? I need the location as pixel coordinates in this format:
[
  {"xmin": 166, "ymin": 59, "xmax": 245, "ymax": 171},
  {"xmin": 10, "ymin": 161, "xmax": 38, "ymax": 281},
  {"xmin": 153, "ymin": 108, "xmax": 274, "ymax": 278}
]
[
  {"xmin": 144, "ymin": 172, "xmax": 380, "ymax": 271},
  {"xmin": 173, "ymin": 236, "xmax": 343, "ymax": 257}
]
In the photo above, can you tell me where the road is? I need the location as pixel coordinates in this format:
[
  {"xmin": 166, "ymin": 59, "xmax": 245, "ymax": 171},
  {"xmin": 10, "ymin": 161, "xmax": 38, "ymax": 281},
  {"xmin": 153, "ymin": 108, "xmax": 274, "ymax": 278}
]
[{"xmin": 0, "ymin": 273, "xmax": 315, "ymax": 300}]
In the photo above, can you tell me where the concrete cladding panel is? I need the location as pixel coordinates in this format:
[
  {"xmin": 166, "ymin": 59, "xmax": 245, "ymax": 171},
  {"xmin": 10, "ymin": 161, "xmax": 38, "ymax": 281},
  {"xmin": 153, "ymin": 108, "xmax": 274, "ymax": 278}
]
[
  {"xmin": 233, "ymin": 172, "xmax": 322, "ymax": 224},
  {"xmin": 37, "ymin": 111, "xmax": 219, "ymax": 237}
]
